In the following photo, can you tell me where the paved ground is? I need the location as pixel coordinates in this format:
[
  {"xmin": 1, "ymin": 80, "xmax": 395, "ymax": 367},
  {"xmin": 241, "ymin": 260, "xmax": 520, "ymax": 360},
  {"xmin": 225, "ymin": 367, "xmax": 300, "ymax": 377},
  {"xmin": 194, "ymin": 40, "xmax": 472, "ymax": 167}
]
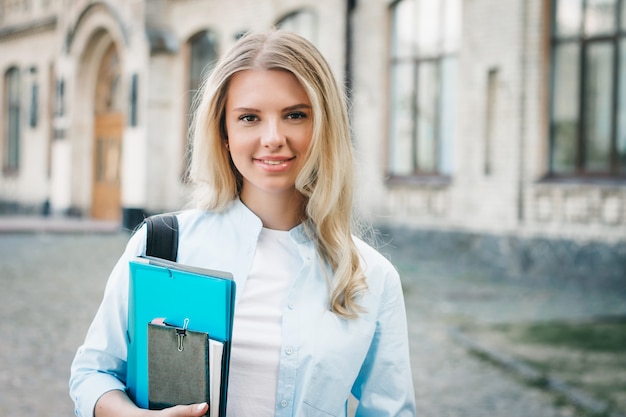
[
  {"xmin": 395, "ymin": 259, "xmax": 626, "ymax": 417},
  {"xmin": 1, "ymin": 216, "xmax": 625, "ymax": 417}
]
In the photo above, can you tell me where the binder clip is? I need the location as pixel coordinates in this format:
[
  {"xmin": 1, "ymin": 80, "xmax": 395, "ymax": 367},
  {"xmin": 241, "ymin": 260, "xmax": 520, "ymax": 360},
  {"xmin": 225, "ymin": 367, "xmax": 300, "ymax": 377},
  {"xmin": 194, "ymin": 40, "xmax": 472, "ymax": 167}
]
[{"xmin": 175, "ymin": 318, "xmax": 190, "ymax": 352}]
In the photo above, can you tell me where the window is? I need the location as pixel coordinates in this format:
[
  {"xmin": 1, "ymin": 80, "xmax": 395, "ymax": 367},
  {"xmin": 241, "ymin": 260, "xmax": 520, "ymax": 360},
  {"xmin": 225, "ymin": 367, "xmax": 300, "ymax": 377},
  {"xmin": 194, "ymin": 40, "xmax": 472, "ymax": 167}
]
[
  {"xmin": 188, "ymin": 31, "xmax": 217, "ymax": 113},
  {"xmin": 4, "ymin": 67, "xmax": 21, "ymax": 173},
  {"xmin": 276, "ymin": 9, "xmax": 318, "ymax": 46},
  {"xmin": 550, "ymin": 0, "xmax": 626, "ymax": 177},
  {"xmin": 184, "ymin": 30, "xmax": 217, "ymax": 176},
  {"xmin": 388, "ymin": 0, "xmax": 461, "ymax": 178}
]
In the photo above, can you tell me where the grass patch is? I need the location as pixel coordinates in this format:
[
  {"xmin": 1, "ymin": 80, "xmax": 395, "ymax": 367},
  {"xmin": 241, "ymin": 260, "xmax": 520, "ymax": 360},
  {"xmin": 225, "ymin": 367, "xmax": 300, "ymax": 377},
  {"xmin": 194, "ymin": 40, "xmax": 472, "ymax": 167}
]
[
  {"xmin": 509, "ymin": 319, "xmax": 626, "ymax": 352},
  {"xmin": 467, "ymin": 318, "xmax": 626, "ymax": 415}
]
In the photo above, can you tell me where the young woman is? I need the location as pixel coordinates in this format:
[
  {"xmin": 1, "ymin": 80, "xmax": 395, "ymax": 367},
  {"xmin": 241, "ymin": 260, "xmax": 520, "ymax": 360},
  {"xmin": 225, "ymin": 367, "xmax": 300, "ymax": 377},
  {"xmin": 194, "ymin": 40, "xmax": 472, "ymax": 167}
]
[{"xmin": 70, "ymin": 30, "xmax": 416, "ymax": 417}]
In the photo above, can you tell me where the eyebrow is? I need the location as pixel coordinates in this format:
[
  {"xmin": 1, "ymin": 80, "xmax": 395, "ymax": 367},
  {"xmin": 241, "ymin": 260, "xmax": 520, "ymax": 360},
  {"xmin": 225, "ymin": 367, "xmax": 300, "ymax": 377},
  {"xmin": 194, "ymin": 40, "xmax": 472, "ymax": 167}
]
[
  {"xmin": 231, "ymin": 103, "xmax": 312, "ymax": 113},
  {"xmin": 284, "ymin": 104, "xmax": 312, "ymax": 112}
]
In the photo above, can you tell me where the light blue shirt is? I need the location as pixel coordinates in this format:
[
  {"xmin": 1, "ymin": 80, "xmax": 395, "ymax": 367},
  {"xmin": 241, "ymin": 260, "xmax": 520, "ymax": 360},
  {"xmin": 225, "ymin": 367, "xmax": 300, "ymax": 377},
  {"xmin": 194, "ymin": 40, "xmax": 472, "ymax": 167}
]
[{"xmin": 69, "ymin": 199, "xmax": 416, "ymax": 417}]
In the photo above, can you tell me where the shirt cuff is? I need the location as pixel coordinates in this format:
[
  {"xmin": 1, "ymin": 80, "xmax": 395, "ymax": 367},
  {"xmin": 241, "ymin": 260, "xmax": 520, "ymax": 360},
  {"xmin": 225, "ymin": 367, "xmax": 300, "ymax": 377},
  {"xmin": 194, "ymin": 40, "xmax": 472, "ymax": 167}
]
[{"xmin": 72, "ymin": 373, "xmax": 126, "ymax": 417}]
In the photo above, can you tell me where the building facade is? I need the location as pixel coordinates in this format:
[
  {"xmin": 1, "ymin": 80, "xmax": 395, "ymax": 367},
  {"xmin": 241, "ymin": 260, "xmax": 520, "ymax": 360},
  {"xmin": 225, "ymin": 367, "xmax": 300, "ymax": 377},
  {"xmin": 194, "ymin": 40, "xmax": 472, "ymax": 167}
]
[{"xmin": 1, "ymin": 0, "xmax": 625, "ymax": 273}]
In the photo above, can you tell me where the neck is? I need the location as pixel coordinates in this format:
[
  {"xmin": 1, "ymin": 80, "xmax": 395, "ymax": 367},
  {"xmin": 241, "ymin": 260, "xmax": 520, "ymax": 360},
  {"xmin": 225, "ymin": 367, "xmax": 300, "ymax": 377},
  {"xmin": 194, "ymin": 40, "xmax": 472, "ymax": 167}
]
[{"xmin": 240, "ymin": 189, "xmax": 306, "ymax": 231}]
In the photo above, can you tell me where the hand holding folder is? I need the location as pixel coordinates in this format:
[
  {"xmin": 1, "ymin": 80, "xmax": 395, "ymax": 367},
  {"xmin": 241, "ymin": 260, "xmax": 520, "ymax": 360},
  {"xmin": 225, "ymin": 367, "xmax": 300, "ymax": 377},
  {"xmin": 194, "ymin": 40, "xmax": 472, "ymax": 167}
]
[{"xmin": 127, "ymin": 256, "xmax": 236, "ymax": 417}]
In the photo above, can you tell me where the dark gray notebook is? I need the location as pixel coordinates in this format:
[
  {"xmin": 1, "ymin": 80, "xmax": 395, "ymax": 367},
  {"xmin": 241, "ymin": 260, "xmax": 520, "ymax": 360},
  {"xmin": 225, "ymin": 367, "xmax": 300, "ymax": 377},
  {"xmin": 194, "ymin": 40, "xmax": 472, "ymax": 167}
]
[{"xmin": 148, "ymin": 321, "xmax": 210, "ymax": 415}]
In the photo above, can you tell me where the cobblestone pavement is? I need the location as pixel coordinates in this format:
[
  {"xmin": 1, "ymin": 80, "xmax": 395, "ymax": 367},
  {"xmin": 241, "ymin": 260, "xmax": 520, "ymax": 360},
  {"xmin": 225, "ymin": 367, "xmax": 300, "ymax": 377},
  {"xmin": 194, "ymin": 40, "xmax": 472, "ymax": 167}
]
[
  {"xmin": 1, "ymin": 230, "xmax": 624, "ymax": 416},
  {"xmin": 0, "ymin": 233, "xmax": 128, "ymax": 417}
]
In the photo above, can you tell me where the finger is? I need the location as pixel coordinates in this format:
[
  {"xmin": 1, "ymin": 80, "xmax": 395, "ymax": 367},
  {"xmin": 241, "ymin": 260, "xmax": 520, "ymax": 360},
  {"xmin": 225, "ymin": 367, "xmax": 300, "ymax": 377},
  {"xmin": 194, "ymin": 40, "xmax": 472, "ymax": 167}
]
[
  {"xmin": 166, "ymin": 402, "xmax": 208, "ymax": 416},
  {"xmin": 193, "ymin": 402, "xmax": 209, "ymax": 416}
]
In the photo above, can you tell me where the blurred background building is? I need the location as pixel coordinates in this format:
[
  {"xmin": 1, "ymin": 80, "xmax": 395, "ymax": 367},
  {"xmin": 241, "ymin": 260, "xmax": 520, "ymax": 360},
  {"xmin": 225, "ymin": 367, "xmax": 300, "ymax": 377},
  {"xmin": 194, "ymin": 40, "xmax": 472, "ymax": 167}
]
[{"xmin": 1, "ymin": 0, "xmax": 625, "ymax": 278}]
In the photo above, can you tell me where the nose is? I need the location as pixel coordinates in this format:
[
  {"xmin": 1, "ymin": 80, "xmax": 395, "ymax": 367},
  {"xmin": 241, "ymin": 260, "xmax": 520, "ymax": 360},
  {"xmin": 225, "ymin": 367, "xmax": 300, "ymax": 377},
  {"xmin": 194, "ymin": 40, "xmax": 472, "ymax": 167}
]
[{"xmin": 260, "ymin": 118, "xmax": 284, "ymax": 149}]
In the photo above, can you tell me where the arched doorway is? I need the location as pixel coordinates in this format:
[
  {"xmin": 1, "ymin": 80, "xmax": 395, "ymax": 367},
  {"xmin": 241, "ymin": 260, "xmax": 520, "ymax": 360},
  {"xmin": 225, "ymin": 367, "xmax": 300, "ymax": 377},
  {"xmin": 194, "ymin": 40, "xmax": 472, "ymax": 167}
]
[{"xmin": 91, "ymin": 43, "xmax": 123, "ymax": 220}]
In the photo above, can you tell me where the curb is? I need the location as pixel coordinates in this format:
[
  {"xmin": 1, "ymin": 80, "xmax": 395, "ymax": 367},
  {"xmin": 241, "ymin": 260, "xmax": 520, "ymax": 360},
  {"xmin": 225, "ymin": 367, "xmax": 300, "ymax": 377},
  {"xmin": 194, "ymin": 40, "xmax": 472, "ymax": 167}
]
[
  {"xmin": 448, "ymin": 326, "xmax": 626, "ymax": 417},
  {"xmin": 0, "ymin": 216, "xmax": 124, "ymax": 234}
]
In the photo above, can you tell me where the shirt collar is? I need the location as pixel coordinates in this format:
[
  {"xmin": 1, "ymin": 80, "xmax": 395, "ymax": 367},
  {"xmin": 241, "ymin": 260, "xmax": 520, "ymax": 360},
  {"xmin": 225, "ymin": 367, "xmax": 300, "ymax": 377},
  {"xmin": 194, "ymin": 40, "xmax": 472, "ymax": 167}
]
[{"xmin": 229, "ymin": 197, "xmax": 313, "ymax": 245}]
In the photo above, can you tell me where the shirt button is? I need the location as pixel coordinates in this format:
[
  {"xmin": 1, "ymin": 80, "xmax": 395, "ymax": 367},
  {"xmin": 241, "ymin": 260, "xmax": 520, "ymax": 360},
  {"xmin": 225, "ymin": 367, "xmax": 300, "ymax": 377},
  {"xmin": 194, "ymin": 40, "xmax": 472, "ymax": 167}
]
[
  {"xmin": 281, "ymin": 400, "xmax": 288, "ymax": 407},
  {"xmin": 285, "ymin": 346, "xmax": 293, "ymax": 355},
  {"xmin": 288, "ymin": 303, "xmax": 295, "ymax": 310}
]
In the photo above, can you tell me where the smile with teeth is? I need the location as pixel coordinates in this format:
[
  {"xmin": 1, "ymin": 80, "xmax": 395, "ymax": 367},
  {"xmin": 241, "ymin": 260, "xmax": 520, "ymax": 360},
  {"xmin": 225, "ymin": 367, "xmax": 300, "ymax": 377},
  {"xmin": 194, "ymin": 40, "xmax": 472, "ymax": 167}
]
[{"xmin": 259, "ymin": 157, "xmax": 294, "ymax": 165}]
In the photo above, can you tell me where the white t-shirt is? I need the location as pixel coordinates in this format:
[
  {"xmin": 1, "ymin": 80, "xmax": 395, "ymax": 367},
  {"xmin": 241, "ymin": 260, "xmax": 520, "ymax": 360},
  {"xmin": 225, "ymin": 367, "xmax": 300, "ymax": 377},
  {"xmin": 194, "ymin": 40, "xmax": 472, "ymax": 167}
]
[{"xmin": 226, "ymin": 227, "xmax": 302, "ymax": 416}]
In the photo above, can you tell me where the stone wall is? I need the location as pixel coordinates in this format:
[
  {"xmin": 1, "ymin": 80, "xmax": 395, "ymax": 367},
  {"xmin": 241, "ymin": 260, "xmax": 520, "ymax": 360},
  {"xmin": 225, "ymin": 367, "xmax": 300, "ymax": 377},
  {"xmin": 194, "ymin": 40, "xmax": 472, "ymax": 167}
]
[{"xmin": 379, "ymin": 224, "xmax": 626, "ymax": 288}]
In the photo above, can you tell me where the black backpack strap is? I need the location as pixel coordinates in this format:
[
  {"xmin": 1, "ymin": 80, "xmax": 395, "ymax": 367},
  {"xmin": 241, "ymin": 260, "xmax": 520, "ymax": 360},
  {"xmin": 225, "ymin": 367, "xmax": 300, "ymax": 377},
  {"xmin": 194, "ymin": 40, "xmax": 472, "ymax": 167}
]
[{"xmin": 145, "ymin": 214, "xmax": 179, "ymax": 261}]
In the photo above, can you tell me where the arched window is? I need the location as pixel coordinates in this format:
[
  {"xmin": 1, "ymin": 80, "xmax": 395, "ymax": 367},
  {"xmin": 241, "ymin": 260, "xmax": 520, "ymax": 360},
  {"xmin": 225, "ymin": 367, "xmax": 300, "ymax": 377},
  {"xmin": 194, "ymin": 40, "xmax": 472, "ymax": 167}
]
[
  {"xmin": 549, "ymin": 0, "xmax": 626, "ymax": 177},
  {"xmin": 188, "ymin": 30, "xmax": 217, "ymax": 116},
  {"xmin": 276, "ymin": 9, "xmax": 318, "ymax": 46},
  {"xmin": 388, "ymin": 0, "xmax": 461, "ymax": 177},
  {"xmin": 183, "ymin": 30, "xmax": 218, "ymax": 176},
  {"xmin": 4, "ymin": 67, "xmax": 21, "ymax": 174}
]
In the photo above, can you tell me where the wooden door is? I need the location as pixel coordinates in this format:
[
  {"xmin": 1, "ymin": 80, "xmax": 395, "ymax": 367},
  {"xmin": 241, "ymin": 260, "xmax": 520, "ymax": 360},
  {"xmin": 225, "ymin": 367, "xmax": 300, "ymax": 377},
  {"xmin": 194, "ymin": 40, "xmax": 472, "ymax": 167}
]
[
  {"xmin": 92, "ymin": 112, "xmax": 123, "ymax": 220},
  {"xmin": 91, "ymin": 43, "xmax": 122, "ymax": 221}
]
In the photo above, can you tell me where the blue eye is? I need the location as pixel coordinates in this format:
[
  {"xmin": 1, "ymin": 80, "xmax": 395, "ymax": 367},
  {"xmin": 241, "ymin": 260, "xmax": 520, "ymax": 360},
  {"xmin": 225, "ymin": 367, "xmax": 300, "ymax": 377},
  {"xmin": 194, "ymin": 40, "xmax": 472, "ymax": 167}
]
[
  {"xmin": 239, "ymin": 114, "xmax": 258, "ymax": 122},
  {"xmin": 286, "ymin": 112, "xmax": 307, "ymax": 120}
]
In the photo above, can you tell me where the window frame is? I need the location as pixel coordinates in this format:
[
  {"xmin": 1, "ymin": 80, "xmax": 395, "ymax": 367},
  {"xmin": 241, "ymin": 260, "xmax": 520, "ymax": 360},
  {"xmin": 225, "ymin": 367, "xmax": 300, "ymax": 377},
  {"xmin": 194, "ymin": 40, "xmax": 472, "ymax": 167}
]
[
  {"xmin": 181, "ymin": 30, "xmax": 218, "ymax": 180},
  {"xmin": 548, "ymin": 0, "xmax": 626, "ymax": 179},
  {"xmin": 386, "ymin": 0, "xmax": 459, "ymax": 182},
  {"xmin": 3, "ymin": 66, "xmax": 21, "ymax": 175}
]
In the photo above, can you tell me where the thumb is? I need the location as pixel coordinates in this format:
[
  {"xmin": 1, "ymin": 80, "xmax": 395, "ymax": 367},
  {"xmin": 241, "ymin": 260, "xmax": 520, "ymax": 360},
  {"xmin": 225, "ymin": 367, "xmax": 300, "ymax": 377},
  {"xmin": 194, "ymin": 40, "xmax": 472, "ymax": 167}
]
[
  {"xmin": 189, "ymin": 402, "xmax": 209, "ymax": 416},
  {"xmin": 168, "ymin": 402, "xmax": 208, "ymax": 416}
]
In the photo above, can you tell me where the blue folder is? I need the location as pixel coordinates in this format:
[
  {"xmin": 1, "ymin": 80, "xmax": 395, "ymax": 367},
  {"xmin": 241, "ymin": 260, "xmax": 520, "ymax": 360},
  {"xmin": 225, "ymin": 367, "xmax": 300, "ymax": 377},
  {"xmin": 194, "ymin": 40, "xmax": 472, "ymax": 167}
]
[{"xmin": 127, "ymin": 256, "xmax": 235, "ymax": 417}]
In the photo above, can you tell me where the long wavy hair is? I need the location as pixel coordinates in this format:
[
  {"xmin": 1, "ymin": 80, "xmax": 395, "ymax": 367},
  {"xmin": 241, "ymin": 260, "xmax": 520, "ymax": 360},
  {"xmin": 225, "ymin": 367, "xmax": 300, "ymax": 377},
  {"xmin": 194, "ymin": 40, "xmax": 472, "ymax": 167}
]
[{"xmin": 187, "ymin": 30, "xmax": 367, "ymax": 318}]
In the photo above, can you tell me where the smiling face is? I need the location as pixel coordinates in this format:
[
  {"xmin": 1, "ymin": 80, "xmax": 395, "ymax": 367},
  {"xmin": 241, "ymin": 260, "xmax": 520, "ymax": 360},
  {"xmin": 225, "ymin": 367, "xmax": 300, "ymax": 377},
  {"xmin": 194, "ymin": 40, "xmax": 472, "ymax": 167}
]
[{"xmin": 224, "ymin": 69, "xmax": 313, "ymax": 206}]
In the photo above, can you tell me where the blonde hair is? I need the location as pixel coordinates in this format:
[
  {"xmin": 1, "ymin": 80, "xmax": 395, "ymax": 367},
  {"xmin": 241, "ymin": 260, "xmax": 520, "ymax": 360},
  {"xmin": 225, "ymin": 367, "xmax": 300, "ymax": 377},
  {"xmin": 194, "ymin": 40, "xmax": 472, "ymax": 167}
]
[{"xmin": 187, "ymin": 30, "xmax": 367, "ymax": 318}]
